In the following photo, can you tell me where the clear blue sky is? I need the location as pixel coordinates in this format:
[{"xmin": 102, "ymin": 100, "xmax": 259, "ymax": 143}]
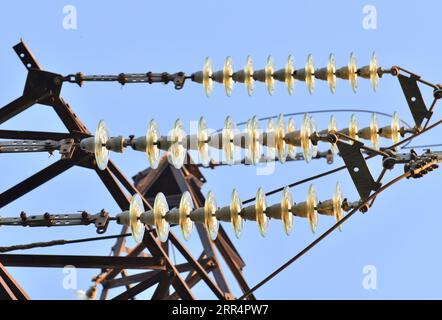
[{"xmin": 1, "ymin": 0, "xmax": 442, "ymax": 300}]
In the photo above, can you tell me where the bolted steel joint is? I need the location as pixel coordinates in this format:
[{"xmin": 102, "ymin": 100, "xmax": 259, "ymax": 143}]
[
  {"xmin": 359, "ymin": 204, "xmax": 369, "ymax": 213},
  {"xmin": 383, "ymin": 157, "xmax": 396, "ymax": 170},
  {"xmin": 173, "ymin": 72, "xmax": 186, "ymax": 90},
  {"xmin": 434, "ymin": 86, "xmax": 442, "ymax": 100}
]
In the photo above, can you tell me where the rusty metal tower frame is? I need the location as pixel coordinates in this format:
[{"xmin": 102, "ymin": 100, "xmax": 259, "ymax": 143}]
[{"xmin": 0, "ymin": 40, "xmax": 254, "ymax": 300}]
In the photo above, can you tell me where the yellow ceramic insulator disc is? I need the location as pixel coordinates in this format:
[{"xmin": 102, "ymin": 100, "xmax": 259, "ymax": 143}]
[
  {"xmin": 222, "ymin": 116, "xmax": 237, "ymax": 165},
  {"xmin": 306, "ymin": 184, "xmax": 318, "ymax": 233},
  {"xmin": 281, "ymin": 186, "xmax": 293, "ymax": 236},
  {"xmin": 154, "ymin": 193, "xmax": 170, "ymax": 243},
  {"xmin": 370, "ymin": 113, "xmax": 380, "ymax": 150},
  {"xmin": 305, "ymin": 54, "xmax": 315, "ymax": 94},
  {"xmin": 327, "ymin": 53, "xmax": 337, "ymax": 94},
  {"xmin": 223, "ymin": 56, "xmax": 234, "ymax": 97},
  {"xmin": 285, "ymin": 55, "xmax": 295, "ymax": 95},
  {"xmin": 179, "ymin": 191, "xmax": 194, "ymax": 241},
  {"xmin": 246, "ymin": 116, "xmax": 261, "ymax": 165},
  {"xmin": 205, "ymin": 191, "xmax": 219, "ymax": 240},
  {"xmin": 265, "ymin": 55, "xmax": 275, "ymax": 95},
  {"xmin": 286, "ymin": 118, "xmax": 297, "ymax": 159},
  {"xmin": 348, "ymin": 52, "xmax": 358, "ymax": 93},
  {"xmin": 197, "ymin": 117, "xmax": 210, "ymax": 167},
  {"xmin": 369, "ymin": 52, "xmax": 379, "ymax": 92},
  {"xmin": 95, "ymin": 120, "xmax": 110, "ymax": 171},
  {"xmin": 256, "ymin": 188, "xmax": 268, "ymax": 237},
  {"xmin": 244, "ymin": 55, "xmax": 254, "ymax": 96},
  {"xmin": 146, "ymin": 119, "xmax": 160, "ymax": 169},
  {"xmin": 266, "ymin": 118, "xmax": 276, "ymax": 160},
  {"xmin": 168, "ymin": 119, "xmax": 186, "ymax": 169},
  {"xmin": 203, "ymin": 57, "xmax": 213, "ymax": 97},
  {"xmin": 391, "ymin": 112, "xmax": 401, "ymax": 144},
  {"xmin": 230, "ymin": 189, "xmax": 243, "ymax": 239},
  {"xmin": 333, "ymin": 182, "xmax": 344, "ymax": 231},
  {"xmin": 275, "ymin": 114, "xmax": 287, "ymax": 163},
  {"xmin": 129, "ymin": 194, "xmax": 145, "ymax": 243},
  {"xmin": 310, "ymin": 116, "xmax": 318, "ymax": 158},
  {"xmin": 301, "ymin": 114, "xmax": 312, "ymax": 162},
  {"xmin": 349, "ymin": 114, "xmax": 359, "ymax": 144}
]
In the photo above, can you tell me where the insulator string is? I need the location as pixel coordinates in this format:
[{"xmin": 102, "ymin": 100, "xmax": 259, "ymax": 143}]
[
  {"xmin": 241, "ymin": 117, "xmax": 442, "ymax": 206},
  {"xmin": 238, "ymin": 171, "xmax": 410, "ymax": 300},
  {"xmin": 213, "ymin": 109, "xmax": 413, "ymax": 134}
]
